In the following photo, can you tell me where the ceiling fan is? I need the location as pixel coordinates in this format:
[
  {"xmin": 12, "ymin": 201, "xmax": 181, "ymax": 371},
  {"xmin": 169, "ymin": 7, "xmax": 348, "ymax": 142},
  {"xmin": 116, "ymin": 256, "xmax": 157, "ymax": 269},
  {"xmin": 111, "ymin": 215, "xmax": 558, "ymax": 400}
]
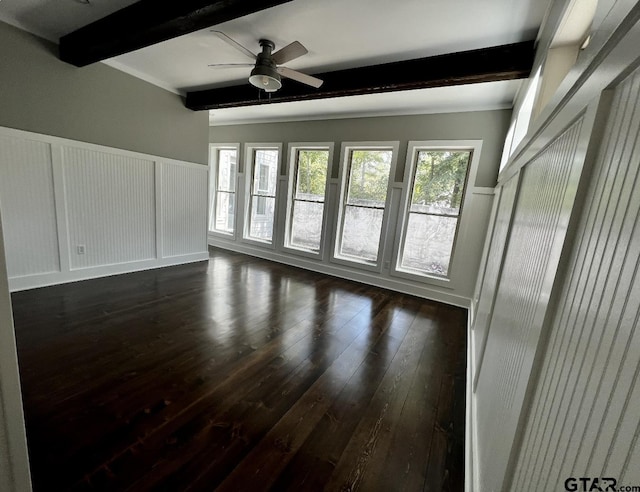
[{"xmin": 208, "ymin": 31, "xmax": 323, "ymax": 93}]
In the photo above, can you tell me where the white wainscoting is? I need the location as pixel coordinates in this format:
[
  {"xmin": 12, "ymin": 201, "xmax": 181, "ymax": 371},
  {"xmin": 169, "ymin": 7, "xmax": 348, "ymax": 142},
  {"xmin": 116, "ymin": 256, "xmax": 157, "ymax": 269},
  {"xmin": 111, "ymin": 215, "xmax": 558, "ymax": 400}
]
[
  {"xmin": 63, "ymin": 147, "xmax": 157, "ymax": 269},
  {"xmin": 473, "ymin": 112, "xmax": 592, "ymax": 492},
  {"xmin": 0, "ymin": 127, "xmax": 209, "ymax": 291},
  {"xmin": 161, "ymin": 162, "xmax": 209, "ymax": 258},
  {"xmin": 511, "ymin": 65, "xmax": 640, "ymax": 492},
  {"xmin": 467, "ymin": 5, "xmax": 640, "ymax": 491},
  {"xmin": 471, "ymin": 174, "xmax": 519, "ymax": 390},
  {"xmin": 0, "ymin": 135, "xmax": 60, "ymax": 278}
]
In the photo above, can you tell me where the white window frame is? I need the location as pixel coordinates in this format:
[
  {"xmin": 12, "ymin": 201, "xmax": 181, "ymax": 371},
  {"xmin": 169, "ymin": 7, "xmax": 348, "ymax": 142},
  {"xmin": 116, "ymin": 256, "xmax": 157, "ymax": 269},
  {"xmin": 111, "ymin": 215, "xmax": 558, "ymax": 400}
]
[
  {"xmin": 391, "ymin": 140, "xmax": 482, "ymax": 286},
  {"xmin": 283, "ymin": 143, "xmax": 334, "ymax": 259},
  {"xmin": 208, "ymin": 143, "xmax": 239, "ymax": 238},
  {"xmin": 331, "ymin": 141, "xmax": 399, "ymax": 273},
  {"xmin": 242, "ymin": 143, "xmax": 282, "ymax": 248}
]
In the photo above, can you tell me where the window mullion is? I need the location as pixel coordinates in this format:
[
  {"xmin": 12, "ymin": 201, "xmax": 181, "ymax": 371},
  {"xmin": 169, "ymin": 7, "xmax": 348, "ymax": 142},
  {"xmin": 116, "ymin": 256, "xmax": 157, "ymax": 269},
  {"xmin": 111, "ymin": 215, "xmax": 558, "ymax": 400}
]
[
  {"xmin": 408, "ymin": 210, "xmax": 460, "ymax": 219},
  {"xmin": 294, "ymin": 198, "xmax": 325, "ymax": 204},
  {"xmin": 345, "ymin": 203, "xmax": 385, "ymax": 211}
]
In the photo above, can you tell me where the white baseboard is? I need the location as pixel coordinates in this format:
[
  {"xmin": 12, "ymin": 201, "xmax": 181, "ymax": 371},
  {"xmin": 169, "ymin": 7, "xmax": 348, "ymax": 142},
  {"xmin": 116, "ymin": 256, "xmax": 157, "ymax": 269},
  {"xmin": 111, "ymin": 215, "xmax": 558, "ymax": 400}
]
[
  {"xmin": 8, "ymin": 252, "xmax": 209, "ymax": 291},
  {"xmin": 467, "ymin": 309, "xmax": 480, "ymax": 492},
  {"xmin": 208, "ymin": 238, "xmax": 471, "ymax": 308}
]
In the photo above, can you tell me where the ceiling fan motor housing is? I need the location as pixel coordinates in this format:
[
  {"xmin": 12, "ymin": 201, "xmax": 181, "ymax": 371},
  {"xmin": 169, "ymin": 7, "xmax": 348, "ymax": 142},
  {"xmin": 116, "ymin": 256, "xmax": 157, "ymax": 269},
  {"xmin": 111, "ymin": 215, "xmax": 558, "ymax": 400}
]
[{"xmin": 249, "ymin": 39, "xmax": 282, "ymax": 92}]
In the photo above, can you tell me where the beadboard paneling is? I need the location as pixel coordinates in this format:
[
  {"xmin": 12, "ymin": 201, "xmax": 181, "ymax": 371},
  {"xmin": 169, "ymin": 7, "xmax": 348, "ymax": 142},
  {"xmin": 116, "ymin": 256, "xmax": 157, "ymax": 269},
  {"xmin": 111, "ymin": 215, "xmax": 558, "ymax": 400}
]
[
  {"xmin": 0, "ymin": 135, "xmax": 60, "ymax": 277},
  {"xmin": 472, "ymin": 173, "xmax": 519, "ymax": 388},
  {"xmin": 0, "ymin": 127, "xmax": 208, "ymax": 291},
  {"xmin": 512, "ymin": 67, "xmax": 640, "ymax": 491},
  {"xmin": 475, "ymin": 116, "xmax": 585, "ymax": 492},
  {"xmin": 64, "ymin": 147, "xmax": 156, "ymax": 269},
  {"xmin": 161, "ymin": 162, "xmax": 208, "ymax": 257}
]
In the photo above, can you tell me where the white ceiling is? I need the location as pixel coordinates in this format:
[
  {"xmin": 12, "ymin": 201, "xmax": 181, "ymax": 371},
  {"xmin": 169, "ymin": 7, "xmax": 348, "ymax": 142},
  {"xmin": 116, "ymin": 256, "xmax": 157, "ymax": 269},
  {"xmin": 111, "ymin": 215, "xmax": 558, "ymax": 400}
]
[{"xmin": 0, "ymin": 0, "xmax": 550, "ymax": 125}]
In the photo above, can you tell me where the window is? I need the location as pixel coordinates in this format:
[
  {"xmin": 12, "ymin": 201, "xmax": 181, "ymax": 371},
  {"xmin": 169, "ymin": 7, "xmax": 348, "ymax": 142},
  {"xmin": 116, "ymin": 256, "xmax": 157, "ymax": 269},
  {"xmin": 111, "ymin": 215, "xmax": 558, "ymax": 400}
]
[
  {"xmin": 257, "ymin": 164, "xmax": 269, "ymax": 192},
  {"xmin": 255, "ymin": 195, "xmax": 267, "ymax": 215},
  {"xmin": 335, "ymin": 145, "xmax": 396, "ymax": 265},
  {"xmin": 397, "ymin": 144, "xmax": 474, "ymax": 278},
  {"xmin": 511, "ymin": 67, "xmax": 541, "ymax": 152},
  {"xmin": 285, "ymin": 146, "xmax": 331, "ymax": 253},
  {"xmin": 246, "ymin": 147, "xmax": 279, "ymax": 243},
  {"xmin": 499, "ymin": 122, "xmax": 515, "ymax": 172},
  {"xmin": 499, "ymin": 67, "xmax": 541, "ymax": 171},
  {"xmin": 209, "ymin": 146, "xmax": 237, "ymax": 234}
]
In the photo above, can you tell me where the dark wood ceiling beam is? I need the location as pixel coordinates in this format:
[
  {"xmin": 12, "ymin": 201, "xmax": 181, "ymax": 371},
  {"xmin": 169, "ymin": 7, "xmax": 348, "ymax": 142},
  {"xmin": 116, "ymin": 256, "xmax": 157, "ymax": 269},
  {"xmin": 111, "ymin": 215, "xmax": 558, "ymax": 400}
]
[
  {"xmin": 186, "ymin": 41, "xmax": 535, "ymax": 111},
  {"xmin": 59, "ymin": 0, "xmax": 294, "ymax": 67}
]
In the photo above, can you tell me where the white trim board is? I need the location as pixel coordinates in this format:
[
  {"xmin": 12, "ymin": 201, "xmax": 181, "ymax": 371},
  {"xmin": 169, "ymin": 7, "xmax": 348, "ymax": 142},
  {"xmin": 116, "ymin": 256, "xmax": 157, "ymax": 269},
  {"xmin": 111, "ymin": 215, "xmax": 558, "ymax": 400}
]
[{"xmin": 467, "ymin": 306, "xmax": 480, "ymax": 492}]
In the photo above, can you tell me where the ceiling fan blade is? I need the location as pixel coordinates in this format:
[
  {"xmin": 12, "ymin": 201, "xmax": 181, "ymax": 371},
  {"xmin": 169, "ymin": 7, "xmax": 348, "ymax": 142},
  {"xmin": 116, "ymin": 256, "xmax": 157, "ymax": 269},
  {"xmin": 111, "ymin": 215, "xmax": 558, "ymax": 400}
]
[
  {"xmin": 272, "ymin": 41, "xmax": 308, "ymax": 65},
  {"xmin": 208, "ymin": 63, "xmax": 255, "ymax": 68},
  {"xmin": 211, "ymin": 31, "xmax": 256, "ymax": 60},
  {"xmin": 277, "ymin": 66, "xmax": 323, "ymax": 88}
]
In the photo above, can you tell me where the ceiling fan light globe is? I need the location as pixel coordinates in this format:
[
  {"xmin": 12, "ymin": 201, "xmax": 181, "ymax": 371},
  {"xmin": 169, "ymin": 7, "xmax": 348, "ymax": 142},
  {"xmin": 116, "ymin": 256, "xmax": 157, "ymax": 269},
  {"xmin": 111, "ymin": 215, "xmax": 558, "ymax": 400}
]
[{"xmin": 249, "ymin": 65, "xmax": 281, "ymax": 92}]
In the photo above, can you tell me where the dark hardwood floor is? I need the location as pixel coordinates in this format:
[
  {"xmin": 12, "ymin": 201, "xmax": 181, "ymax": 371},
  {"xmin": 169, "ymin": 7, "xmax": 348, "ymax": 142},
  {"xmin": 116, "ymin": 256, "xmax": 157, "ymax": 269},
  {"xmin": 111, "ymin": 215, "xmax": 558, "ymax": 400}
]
[{"xmin": 11, "ymin": 248, "xmax": 467, "ymax": 491}]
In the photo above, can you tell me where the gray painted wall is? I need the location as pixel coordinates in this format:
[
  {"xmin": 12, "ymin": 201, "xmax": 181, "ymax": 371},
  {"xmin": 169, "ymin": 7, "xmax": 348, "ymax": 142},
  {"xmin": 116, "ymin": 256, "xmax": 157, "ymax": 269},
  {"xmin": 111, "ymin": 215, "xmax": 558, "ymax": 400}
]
[
  {"xmin": 0, "ymin": 21, "xmax": 209, "ymax": 165},
  {"xmin": 210, "ymin": 110, "xmax": 511, "ymax": 187}
]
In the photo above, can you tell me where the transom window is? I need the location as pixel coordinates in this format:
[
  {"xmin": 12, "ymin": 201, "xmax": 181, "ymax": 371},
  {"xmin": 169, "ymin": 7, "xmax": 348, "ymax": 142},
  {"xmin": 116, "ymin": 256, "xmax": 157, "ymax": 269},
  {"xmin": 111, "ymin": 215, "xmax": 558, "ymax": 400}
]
[
  {"xmin": 398, "ymin": 147, "xmax": 472, "ymax": 277},
  {"xmin": 335, "ymin": 147, "xmax": 394, "ymax": 264},
  {"xmin": 209, "ymin": 146, "xmax": 237, "ymax": 235},
  {"xmin": 247, "ymin": 148, "xmax": 279, "ymax": 243},
  {"xmin": 286, "ymin": 147, "xmax": 330, "ymax": 253}
]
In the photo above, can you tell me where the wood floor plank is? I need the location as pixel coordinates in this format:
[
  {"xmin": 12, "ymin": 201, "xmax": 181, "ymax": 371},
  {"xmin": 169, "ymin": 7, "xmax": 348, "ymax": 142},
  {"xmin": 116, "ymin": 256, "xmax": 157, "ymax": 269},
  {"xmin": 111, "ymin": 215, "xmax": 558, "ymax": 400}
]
[
  {"xmin": 172, "ymin": 296, "xmax": 408, "ymax": 492},
  {"xmin": 214, "ymin": 298, "xmax": 421, "ymax": 492},
  {"xmin": 116, "ymin": 302, "xmax": 381, "ymax": 491},
  {"xmin": 10, "ymin": 248, "xmax": 467, "ymax": 491},
  {"xmin": 83, "ymin": 312, "xmax": 361, "ymax": 489},
  {"xmin": 425, "ymin": 370, "xmax": 458, "ymax": 492},
  {"xmin": 266, "ymin": 313, "xmax": 415, "ymax": 490},
  {"xmin": 324, "ymin": 306, "xmax": 436, "ymax": 492}
]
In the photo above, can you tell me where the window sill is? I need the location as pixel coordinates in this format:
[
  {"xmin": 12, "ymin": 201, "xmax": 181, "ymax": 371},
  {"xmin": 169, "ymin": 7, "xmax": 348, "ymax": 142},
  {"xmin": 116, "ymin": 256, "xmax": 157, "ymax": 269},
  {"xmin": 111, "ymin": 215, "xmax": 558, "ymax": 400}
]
[
  {"xmin": 209, "ymin": 229, "xmax": 234, "ymax": 237},
  {"xmin": 283, "ymin": 245, "xmax": 322, "ymax": 260},
  {"xmin": 330, "ymin": 254, "xmax": 381, "ymax": 273},
  {"xmin": 242, "ymin": 236, "xmax": 274, "ymax": 249},
  {"xmin": 390, "ymin": 267, "xmax": 454, "ymax": 289}
]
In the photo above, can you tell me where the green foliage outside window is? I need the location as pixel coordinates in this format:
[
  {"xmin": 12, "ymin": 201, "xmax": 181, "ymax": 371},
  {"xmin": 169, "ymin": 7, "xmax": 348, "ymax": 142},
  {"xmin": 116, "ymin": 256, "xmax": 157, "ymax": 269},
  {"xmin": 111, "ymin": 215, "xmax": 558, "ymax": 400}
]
[
  {"xmin": 296, "ymin": 150, "xmax": 329, "ymax": 198},
  {"xmin": 347, "ymin": 150, "xmax": 392, "ymax": 205},
  {"xmin": 412, "ymin": 151, "xmax": 471, "ymax": 211}
]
